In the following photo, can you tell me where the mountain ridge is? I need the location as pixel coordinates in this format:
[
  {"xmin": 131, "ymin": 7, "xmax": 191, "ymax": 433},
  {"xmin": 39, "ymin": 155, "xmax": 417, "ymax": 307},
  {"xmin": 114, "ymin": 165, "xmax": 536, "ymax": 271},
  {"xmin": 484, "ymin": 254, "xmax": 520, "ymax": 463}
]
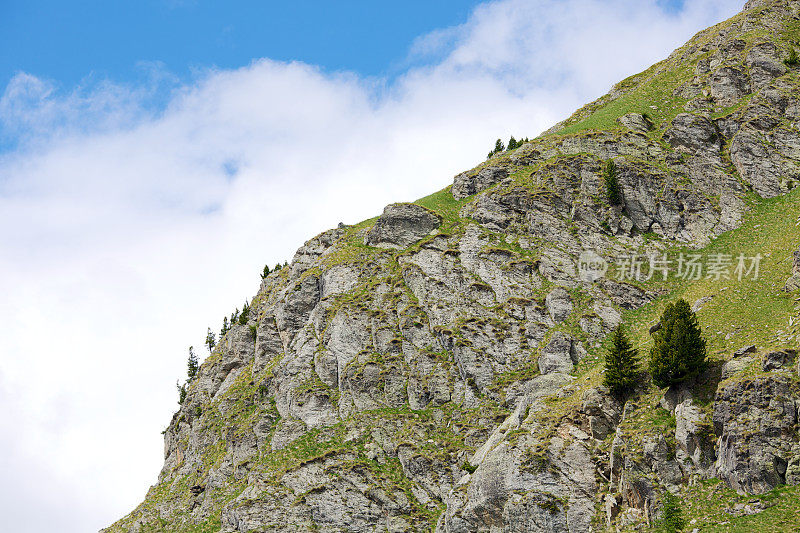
[{"xmin": 105, "ymin": 1, "xmax": 800, "ymax": 531}]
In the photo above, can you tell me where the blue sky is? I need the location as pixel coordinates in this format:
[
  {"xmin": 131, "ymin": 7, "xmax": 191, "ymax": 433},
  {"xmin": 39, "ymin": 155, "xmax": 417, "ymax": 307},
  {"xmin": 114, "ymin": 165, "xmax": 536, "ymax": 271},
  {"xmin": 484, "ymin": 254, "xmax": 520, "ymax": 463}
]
[
  {"xmin": 1, "ymin": 1, "xmax": 485, "ymax": 88},
  {"xmin": 1, "ymin": 0, "xmax": 693, "ymax": 92},
  {"xmin": 0, "ymin": 1, "xmax": 741, "ymax": 532}
]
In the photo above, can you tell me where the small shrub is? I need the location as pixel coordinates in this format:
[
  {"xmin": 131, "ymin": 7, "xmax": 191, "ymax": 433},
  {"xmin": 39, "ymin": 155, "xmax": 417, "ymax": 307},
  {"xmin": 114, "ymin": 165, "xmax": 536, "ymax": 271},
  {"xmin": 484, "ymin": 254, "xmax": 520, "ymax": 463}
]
[
  {"xmin": 462, "ymin": 461, "xmax": 477, "ymax": 474},
  {"xmin": 603, "ymin": 325, "xmax": 640, "ymax": 397},
  {"xmin": 248, "ymin": 324, "xmax": 257, "ymax": 340},
  {"xmin": 648, "ymin": 299, "xmax": 707, "ymax": 388},
  {"xmin": 786, "ymin": 47, "xmax": 799, "ymax": 66},
  {"xmin": 658, "ymin": 491, "xmax": 686, "ymax": 532}
]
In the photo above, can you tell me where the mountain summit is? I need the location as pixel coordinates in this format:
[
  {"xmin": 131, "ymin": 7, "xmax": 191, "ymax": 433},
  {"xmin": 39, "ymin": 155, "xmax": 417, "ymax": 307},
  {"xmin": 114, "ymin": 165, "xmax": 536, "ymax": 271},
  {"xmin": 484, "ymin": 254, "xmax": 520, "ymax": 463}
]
[{"xmin": 105, "ymin": 1, "xmax": 800, "ymax": 531}]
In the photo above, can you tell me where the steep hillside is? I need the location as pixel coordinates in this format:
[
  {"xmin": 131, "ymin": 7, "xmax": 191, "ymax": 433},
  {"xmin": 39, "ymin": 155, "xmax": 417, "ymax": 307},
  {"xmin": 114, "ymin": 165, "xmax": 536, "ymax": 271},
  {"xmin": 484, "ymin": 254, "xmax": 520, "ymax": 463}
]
[{"xmin": 105, "ymin": 1, "xmax": 800, "ymax": 531}]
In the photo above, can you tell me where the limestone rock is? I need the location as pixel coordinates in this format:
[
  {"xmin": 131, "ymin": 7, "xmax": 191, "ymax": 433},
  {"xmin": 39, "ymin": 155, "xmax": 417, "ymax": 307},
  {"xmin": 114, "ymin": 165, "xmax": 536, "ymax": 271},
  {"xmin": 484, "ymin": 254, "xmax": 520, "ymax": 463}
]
[
  {"xmin": 365, "ymin": 203, "xmax": 440, "ymax": 248},
  {"xmin": 709, "ymin": 67, "xmax": 750, "ymax": 107},
  {"xmin": 580, "ymin": 387, "xmax": 622, "ymax": 439},
  {"xmin": 545, "ymin": 287, "xmax": 573, "ymax": 324},
  {"xmin": 663, "ymin": 113, "xmax": 720, "ymax": 154},
  {"xmin": 714, "ymin": 377, "xmax": 800, "ymax": 494},
  {"xmin": 451, "ymin": 166, "xmax": 508, "ymax": 200},
  {"xmin": 538, "ymin": 332, "xmax": 584, "ymax": 374},
  {"xmin": 617, "ymin": 112, "xmax": 652, "ymax": 133},
  {"xmin": 762, "ymin": 350, "xmax": 797, "ymax": 371},
  {"xmin": 721, "ymin": 356, "xmax": 754, "ymax": 380}
]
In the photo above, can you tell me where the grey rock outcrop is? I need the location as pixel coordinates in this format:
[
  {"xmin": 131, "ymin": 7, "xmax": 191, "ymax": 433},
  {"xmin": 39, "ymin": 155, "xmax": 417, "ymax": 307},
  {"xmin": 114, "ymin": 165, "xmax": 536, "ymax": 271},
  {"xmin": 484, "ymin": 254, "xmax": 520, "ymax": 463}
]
[
  {"xmin": 714, "ymin": 377, "xmax": 800, "ymax": 494},
  {"xmin": 452, "ymin": 166, "xmax": 508, "ymax": 200},
  {"xmin": 762, "ymin": 349, "xmax": 797, "ymax": 371},
  {"xmin": 617, "ymin": 112, "xmax": 652, "ymax": 132},
  {"xmin": 365, "ymin": 203, "xmax": 440, "ymax": 248},
  {"xmin": 538, "ymin": 332, "xmax": 584, "ymax": 374},
  {"xmin": 545, "ymin": 287, "xmax": 573, "ymax": 323},
  {"xmin": 663, "ymin": 113, "xmax": 720, "ymax": 154}
]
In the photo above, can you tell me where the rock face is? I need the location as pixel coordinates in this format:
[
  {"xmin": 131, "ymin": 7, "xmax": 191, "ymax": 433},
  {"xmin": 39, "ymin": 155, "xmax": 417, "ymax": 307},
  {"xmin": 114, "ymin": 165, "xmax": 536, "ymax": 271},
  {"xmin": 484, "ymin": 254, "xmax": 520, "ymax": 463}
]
[
  {"xmin": 105, "ymin": 2, "xmax": 800, "ymax": 532},
  {"xmin": 714, "ymin": 377, "xmax": 800, "ymax": 494},
  {"xmin": 365, "ymin": 203, "xmax": 440, "ymax": 248}
]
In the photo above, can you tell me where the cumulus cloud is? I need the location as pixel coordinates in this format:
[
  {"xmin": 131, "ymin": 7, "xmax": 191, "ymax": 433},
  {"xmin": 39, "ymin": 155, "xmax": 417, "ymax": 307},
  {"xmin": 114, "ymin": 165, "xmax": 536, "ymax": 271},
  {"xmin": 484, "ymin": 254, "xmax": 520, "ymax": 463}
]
[{"xmin": 0, "ymin": 0, "xmax": 741, "ymax": 530}]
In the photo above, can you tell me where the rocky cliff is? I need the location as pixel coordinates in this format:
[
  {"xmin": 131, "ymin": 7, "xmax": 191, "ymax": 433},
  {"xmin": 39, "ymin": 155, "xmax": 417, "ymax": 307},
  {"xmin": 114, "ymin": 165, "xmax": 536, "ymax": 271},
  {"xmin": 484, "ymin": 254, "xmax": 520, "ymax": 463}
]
[{"xmin": 105, "ymin": 1, "xmax": 800, "ymax": 531}]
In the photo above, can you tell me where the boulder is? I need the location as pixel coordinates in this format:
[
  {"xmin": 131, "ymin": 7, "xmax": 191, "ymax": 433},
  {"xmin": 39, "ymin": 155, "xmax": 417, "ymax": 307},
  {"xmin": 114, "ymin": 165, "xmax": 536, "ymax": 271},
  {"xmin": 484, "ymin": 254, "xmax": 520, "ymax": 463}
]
[
  {"xmin": 721, "ymin": 356, "xmax": 754, "ymax": 380},
  {"xmin": 545, "ymin": 287, "xmax": 573, "ymax": 323},
  {"xmin": 451, "ymin": 166, "xmax": 508, "ymax": 200},
  {"xmin": 599, "ymin": 279, "xmax": 654, "ymax": 310},
  {"xmin": 762, "ymin": 350, "xmax": 797, "ymax": 371},
  {"xmin": 365, "ymin": 203, "xmax": 440, "ymax": 249},
  {"xmin": 538, "ymin": 332, "xmax": 584, "ymax": 374},
  {"xmin": 733, "ymin": 345, "xmax": 757, "ymax": 357},
  {"xmin": 617, "ymin": 112, "xmax": 652, "ymax": 133},
  {"xmin": 663, "ymin": 113, "xmax": 721, "ymax": 154}
]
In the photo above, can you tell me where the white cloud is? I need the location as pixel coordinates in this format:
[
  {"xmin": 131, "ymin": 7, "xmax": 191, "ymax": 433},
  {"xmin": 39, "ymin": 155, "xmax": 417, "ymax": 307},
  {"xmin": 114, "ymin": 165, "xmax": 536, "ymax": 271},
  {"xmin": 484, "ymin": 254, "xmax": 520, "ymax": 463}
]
[{"xmin": 0, "ymin": 0, "xmax": 741, "ymax": 530}]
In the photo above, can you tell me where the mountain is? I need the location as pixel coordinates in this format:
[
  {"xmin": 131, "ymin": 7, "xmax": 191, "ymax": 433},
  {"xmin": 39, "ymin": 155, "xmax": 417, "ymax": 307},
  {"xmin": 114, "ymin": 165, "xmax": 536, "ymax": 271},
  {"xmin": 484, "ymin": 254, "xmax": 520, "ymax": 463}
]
[{"xmin": 104, "ymin": 1, "xmax": 800, "ymax": 531}]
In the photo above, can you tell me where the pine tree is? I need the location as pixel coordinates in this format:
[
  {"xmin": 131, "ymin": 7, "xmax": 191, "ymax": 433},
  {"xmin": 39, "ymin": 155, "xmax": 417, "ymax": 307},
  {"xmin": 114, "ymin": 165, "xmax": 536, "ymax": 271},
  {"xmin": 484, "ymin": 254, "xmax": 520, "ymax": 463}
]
[
  {"xmin": 238, "ymin": 301, "xmax": 250, "ymax": 325},
  {"xmin": 604, "ymin": 160, "xmax": 622, "ymax": 205},
  {"xmin": 507, "ymin": 136, "xmax": 517, "ymax": 151},
  {"xmin": 494, "ymin": 138, "xmax": 505, "ymax": 153},
  {"xmin": 176, "ymin": 381, "xmax": 187, "ymax": 404},
  {"xmin": 220, "ymin": 316, "xmax": 229, "ymax": 338},
  {"xmin": 649, "ymin": 299, "xmax": 707, "ymax": 388},
  {"xmin": 604, "ymin": 325, "xmax": 640, "ymax": 397},
  {"xmin": 231, "ymin": 308, "xmax": 239, "ymax": 325},
  {"xmin": 205, "ymin": 328, "xmax": 216, "ymax": 352},
  {"xmin": 187, "ymin": 346, "xmax": 199, "ymax": 380},
  {"xmin": 261, "ymin": 264, "xmax": 271, "ymax": 279}
]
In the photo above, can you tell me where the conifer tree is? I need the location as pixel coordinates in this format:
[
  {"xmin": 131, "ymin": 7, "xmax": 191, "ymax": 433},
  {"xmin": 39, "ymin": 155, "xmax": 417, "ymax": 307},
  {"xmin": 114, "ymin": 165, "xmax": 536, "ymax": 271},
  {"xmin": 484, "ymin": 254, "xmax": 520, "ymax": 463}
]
[
  {"xmin": 187, "ymin": 346, "xmax": 199, "ymax": 380},
  {"xmin": 220, "ymin": 316, "xmax": 229, "ymax": 338},
  {"xmin": 507, "ymin": 136, "xmax": 517, "ymax": 151},
  {"xmin": 261, "ymin": 264, "xmax": 271, "ymax": 279},
  {"xmin": 176, "ymin": 381, "xmax": 187, "ymax": 404},
  {"xmin": 604, "ymin": 160, "xmax": 622, "ymax": 205},
  {"xmin": 494, "ymin": 138, "xmax": 505, "ymax": 153},
  {"xmin": 604, "ymin": 325, "xmax": 640, "ymax": 397},
  {"xmin": 238, "ymin": 301, "xmax": 250, "ymax": 325},
  {"xmin": 205, "ymin": 328, "xmax": 216, "ymax": 353},
  {"xmin": 649, "ymin": 299, "xmax": 707, "ymax": 388}
]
